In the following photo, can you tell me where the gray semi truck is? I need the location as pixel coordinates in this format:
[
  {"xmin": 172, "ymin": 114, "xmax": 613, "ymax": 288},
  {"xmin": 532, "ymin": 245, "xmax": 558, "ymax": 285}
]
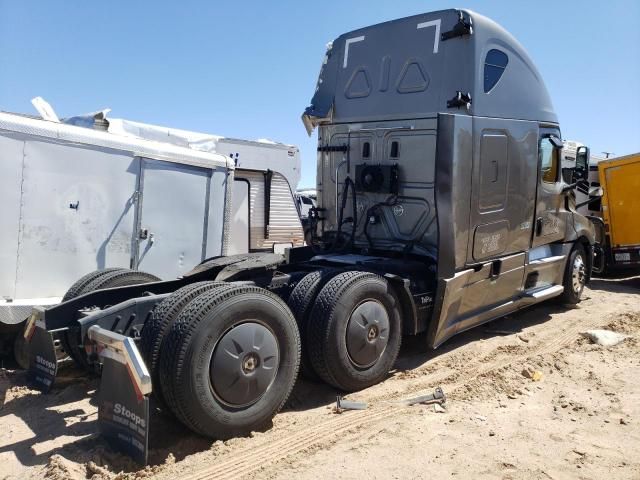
[{"xmin": 23, "ymin": 9, "xmax": 598, "ymax": 463}]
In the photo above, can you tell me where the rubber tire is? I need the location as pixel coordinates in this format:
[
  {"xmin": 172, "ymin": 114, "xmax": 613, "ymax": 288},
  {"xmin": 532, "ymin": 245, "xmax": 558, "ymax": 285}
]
[
  {"xmin": 307, "ymin": 271, "xmax": 402, "ymax": 392},
  {"xmin": 287, "ymin": 269, "xmax": 339, "ymax": 380},
  {"xmin": 140, "ymin": 281, "xmax": 226, "ymax": 408},
  {"xmin": 63, "ymin": 269, "xmax": 161, "ymax": 368},
  {"xmin": 13, "ymin": 327, "xmax": 29, "ymax": 370},
  {"xmin": 159, "ymin": 284, "xmax": 300, "ymax": 438},
  {"xmin": 60, "ymin": 268, "xmax": 127, "ymax": 364},
  {"xmin": 62, "ymin": 268, "xmax": 126, "ymax": 302},
  {"xmin": 81, "ymin": 269, "xmax": 161, "ymax": 293},
  {"xmin": 558, "ymin": 244, "xmax": 587, "ymax": 305}
]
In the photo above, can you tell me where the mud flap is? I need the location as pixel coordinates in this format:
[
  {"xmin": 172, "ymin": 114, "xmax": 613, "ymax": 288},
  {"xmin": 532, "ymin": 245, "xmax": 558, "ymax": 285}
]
[
  {"xmin": 89, "ymin": 326, "xmax": 152, "ymax": 465},
  {"xmin": 24, "ymin": 308, "xmax": 58, "ymax": 392}
]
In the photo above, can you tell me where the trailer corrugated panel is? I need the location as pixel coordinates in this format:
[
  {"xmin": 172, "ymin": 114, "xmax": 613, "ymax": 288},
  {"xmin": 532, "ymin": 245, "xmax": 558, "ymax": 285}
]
[{"xmin": 236, "ymin": 170, "xmax": 304, "ymax": 250}]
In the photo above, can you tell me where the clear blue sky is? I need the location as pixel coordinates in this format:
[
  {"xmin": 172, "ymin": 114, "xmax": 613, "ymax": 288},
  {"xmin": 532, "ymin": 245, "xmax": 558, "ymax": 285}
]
[{"xmin": 1, "ymin": 1, "xmax": 638, "ymax": 188}]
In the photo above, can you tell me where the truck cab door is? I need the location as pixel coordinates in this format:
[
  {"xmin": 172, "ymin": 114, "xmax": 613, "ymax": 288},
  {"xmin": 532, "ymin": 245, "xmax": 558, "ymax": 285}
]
[{"xmin": 532, "ymin": 132, "xmax": 567, "ymax": 248}]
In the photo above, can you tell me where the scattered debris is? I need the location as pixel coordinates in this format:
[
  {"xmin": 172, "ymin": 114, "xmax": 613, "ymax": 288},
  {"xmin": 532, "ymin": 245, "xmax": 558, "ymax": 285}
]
[
  {"xmin": 334, "ymin": 396, "xmax": 368, "ymax": 413},
  {"xmin": 402, "ymin": 387, "xmax": 446, "ymax": 407},
  {"xmin": 475, "ymin": 414, "xmax": 487, "ymax": 422},
  {"xmin": 433, "ymin": 403, "xmax": 446, "ymax": 413},
  {"xmin": 521, "ymin": 365, "xmax": 534, "ymax": 377},
  {"xmin": 521, "ymin": 365, "xmax": 544, "ymax": 382},
  {"xmin": 580, "ymin": 329, "xmax": 629, "ymax": 347}
]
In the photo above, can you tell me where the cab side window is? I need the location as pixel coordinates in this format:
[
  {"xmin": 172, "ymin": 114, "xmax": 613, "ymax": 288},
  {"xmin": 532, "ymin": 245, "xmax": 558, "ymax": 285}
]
[{"xmin": 540, "ymin": 138, "xmax": 559, "ymax": 183}]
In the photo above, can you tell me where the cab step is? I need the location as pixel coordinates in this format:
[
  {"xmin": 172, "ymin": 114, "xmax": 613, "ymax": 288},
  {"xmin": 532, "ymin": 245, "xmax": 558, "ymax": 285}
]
[{"xmin": 521, "ymin": 284, "xmax": 564, "ymax": 302}]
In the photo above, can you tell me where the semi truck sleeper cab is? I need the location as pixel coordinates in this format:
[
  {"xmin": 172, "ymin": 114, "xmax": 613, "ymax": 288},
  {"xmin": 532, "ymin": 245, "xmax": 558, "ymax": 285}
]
[{"xmin": 24, "ymin": 9, "xmax": 597, "ymax": 463}]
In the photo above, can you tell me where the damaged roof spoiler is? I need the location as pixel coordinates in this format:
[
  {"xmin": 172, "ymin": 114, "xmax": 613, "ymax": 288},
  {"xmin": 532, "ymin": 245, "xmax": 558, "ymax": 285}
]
[{"xmin": 301, "ymin": 41, "xmax": 335, "ymax": 136}]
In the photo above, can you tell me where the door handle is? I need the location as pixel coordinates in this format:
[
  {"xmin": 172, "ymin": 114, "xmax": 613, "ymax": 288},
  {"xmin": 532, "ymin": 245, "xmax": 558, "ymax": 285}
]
[
  {"xmin": 139, "ymin": 229, "xmax": 155, "ymax": 245},
  {"xmin": 535, "ymin": 217, "xmax": 543, "ymax": 236}
]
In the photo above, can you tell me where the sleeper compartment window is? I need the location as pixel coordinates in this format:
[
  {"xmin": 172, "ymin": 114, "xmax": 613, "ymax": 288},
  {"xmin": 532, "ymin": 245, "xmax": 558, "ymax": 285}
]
[{"xmin": 484, "ymin": 49, "xmax": 508, "ymax": 93}]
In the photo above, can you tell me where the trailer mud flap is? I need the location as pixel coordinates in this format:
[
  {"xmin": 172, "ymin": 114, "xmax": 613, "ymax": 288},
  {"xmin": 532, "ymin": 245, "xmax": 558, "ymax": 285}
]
[
  {"xmin": 89, "ymin": 326, "xmax": 152, "ymax": 465},
  {"xmin": 98, "ymin": 357, "xmax": 150, "ymax": 464},
  {"xmin": 24, "ymin": 310, "xmax": 58, "ymax": 392}
]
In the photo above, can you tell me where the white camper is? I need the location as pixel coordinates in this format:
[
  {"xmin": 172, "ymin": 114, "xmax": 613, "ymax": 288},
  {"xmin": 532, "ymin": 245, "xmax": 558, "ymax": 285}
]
[{"xmin": 0, "ymin": 110, "xmax": 303, "ymax": 343}]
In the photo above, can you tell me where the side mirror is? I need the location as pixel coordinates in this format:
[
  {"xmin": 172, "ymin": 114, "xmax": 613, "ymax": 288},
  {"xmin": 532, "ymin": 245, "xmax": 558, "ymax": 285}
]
[
  {"xmin": 589, "ymin": 186, "xmax": 604, "ymax": 198},
  {"xmin": 574, "ymin": 145, "xmax": 590, "ymax": 182}
]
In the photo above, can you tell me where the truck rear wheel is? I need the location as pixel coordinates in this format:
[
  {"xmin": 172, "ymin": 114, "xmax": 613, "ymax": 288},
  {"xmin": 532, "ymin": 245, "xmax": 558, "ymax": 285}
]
[
  {"xmin": 307, "ymin": 271, "xmax": 402, "ymax": 392},
  {"xmin": 140, "ymin": 281, "xmax": 226, "ymax": 408},
  {"xmin": 559, "ymin": 244, "xmax": 587, "ymax": 304},
  {"xmin": 287, "ymin": 269, "xmax": 338, "ymax": 380},
  {"xmin": 159, "ymin": 284, "xmax": 300, "ymax": 438},
  {"xmin": 63, "ymin": 269, "xmax": 161, "ymax": 368}
]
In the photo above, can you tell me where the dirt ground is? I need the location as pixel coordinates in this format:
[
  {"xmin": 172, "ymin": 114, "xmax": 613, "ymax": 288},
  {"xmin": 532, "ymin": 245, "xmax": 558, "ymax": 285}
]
[{"xmin": 1, "ymin": 272, "xmax": 638, "ymax": 480}]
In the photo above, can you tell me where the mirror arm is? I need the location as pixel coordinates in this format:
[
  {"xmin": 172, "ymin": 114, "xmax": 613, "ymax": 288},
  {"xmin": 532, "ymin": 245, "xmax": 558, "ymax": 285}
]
[
  {"xmin": 576, "ymin": 196, "xmax": 601, "ymax": 209},
  {"xmin": 562, "ymin": 182, "xmax": 578, "ymax": 192}
]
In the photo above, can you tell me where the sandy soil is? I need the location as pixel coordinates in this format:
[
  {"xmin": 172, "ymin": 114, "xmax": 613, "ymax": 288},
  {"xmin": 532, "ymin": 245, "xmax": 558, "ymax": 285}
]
[{"xmin": 0, "ymin": 273, "xmax": 638, "ymax": 480}]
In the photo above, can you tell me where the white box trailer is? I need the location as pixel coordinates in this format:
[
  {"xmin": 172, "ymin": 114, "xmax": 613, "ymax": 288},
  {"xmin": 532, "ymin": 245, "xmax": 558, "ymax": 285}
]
[
  {"xmin": 0, "ymin": 111, "xmax": 303, "ymax": 339},
  {"xmin": 106, "ymin": 117, "xmax": 302, "ymax": 191}
]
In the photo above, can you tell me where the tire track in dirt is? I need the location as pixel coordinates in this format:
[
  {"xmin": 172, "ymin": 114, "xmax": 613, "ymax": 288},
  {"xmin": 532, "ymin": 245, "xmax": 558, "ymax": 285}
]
[
  {"xmin": 180, "ymin": 296, "xmax": 634, "ymax": 480},
  {"xmin": 182, "ymin": 407, "xmax": 392, "ymax": 480}
]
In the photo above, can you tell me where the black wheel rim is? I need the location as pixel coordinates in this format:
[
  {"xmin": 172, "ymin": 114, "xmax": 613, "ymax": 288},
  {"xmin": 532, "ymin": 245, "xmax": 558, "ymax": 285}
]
[
  {"xmin": 210, "ymin": 322, "xmax": 279, "ymax": 408},
  {"xmin": 345, "ymin": 300, "xmax": 390, "ymax": 368}
]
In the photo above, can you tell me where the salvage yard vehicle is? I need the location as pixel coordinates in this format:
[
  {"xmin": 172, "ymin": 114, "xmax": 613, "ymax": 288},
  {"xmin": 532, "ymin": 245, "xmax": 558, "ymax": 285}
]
[
  {"xmin": 0, "ymin": 110, "xmax": 304, "ymax": 362},
  {"xmin": 24, "ymin": 9, "xmax": 599, "ymax": 463}
]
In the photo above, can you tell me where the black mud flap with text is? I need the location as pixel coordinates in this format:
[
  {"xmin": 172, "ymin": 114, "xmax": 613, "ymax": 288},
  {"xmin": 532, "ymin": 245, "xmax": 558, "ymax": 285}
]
[
  {"xmin": 89, "ymin": 325, "xmax": 152, "ymax": 465},
  {"xmin": 24, "ymin": 309, "xmax": 58, "ymax": 392},
  {"xmin": 98, "ymin": 357, "xmax": 150, "ymax": 464}
]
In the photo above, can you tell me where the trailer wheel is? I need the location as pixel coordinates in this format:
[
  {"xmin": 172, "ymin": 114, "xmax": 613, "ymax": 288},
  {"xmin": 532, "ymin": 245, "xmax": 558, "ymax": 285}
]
[
  {"xmin": 81, "ymin": 269, "xmax": 161, "ymax": 293},
  {"xmin": 307, "ymin": 271, "xmax": 402, "ymax": 392},
  {"xmin": 60, "ymin": 268, "xmax": 127, "ymax": 364},
  {"xmin": 62, "ymin": 268, "xmax": 126, "ymax": 301},
  {"xmin": 13, "ymin": 328, "xmax": 29, "ymax": 370},
  {"xmin": 559, "ymin": 244, "xmax": 587, "ymax": 304},
  {"xmin": 159, "ymin": 284, "xmax": 300, "ymax": 438},
  {"xmin": 287, "ymin": 269, "xmax": 339, "ymax": 379},
  {"xmin": 140, "ymin": 281, "xmax": 226, "ymax": 408},
  {"xmin": 63, "ymin": 269, "xmax": 161, "ymax": 368}
]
